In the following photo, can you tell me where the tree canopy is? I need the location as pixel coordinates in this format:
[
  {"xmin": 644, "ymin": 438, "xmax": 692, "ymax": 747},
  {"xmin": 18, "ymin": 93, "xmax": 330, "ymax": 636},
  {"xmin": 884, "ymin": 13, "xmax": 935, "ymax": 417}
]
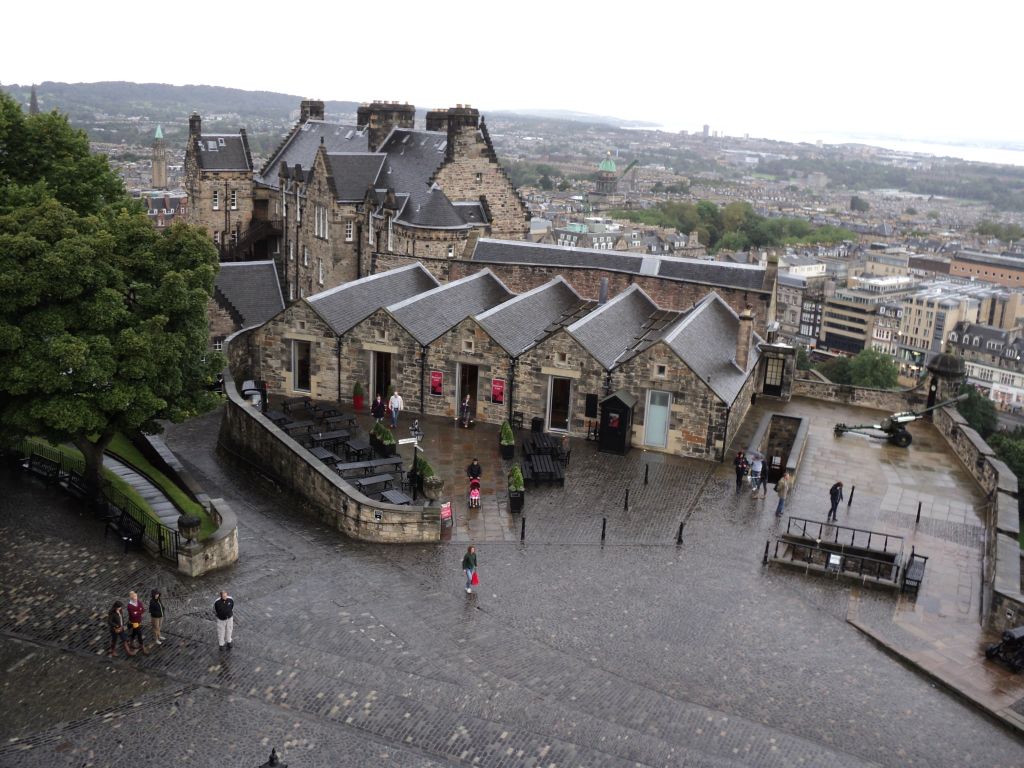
[
  {"xmin": 815, "ymin": 348, "xmax": 899, "ymax": 389},
  {"xmin": 956, "ymin": 384, "xmax": 997, "ymax": 439},
  {"xmin": 0, "ymin": 91, "xmax": 221, "ymax": 503}
]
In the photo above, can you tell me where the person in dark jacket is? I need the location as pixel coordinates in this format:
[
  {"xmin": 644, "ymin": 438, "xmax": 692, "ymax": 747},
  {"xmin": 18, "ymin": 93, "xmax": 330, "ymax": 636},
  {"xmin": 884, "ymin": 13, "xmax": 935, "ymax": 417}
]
[
  {"xmin": 733, "ymin": 451, "xmax": 749, "ymax": 493},
  {"xmin": 461, "ymin": 546, "xmax": 477, "ymax": 594},
  {"xmin": 107, "ymin": 601, "xmax": 136, "ymax": 657},
  {"xmin": 150, "ymin": 589, "xmax": 166, "ymax": 644},
  {"xmin": 126, "ymin": 591, "xmax": 149, "ymax": 655},
  {"xmin": 828, "ymin": 481, "xmax": 844, "ymax": 521},
  {"xmin": 466, "ymin": 458, "xmax": 482, "ymax": 479},
  {"xmin": 214, "ymin": 591, "xmax": 234, "ymax": 649},
  {"xmin": 370, "ymin": 395, "xmax": 386, "ymax": 423}
]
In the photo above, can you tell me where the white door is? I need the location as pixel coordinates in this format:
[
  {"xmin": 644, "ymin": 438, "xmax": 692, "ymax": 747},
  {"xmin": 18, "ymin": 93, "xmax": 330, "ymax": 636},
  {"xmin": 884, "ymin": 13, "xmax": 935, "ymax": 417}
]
[{"xmin": 644, "ymin": 390, "xmax": 671, "ymax": 448}]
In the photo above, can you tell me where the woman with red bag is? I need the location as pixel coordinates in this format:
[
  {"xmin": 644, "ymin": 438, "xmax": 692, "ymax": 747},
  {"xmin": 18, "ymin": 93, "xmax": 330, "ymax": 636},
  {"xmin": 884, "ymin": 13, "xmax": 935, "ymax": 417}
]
[{"xmin": 461, "ymin": 545, "xmax": 478, "ymax": 594}]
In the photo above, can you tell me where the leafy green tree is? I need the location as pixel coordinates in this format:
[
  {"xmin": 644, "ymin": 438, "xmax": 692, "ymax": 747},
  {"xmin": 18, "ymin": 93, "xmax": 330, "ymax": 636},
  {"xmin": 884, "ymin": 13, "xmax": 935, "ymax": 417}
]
[
  {"xmin": 957, "ymin": 384, "xmax": 997, "ymax": 439},
  {"xmin": 652, "ymin": 181, "xmax": 664, "ymax": 193},
  {"xmin": 987, "ymin": 432, "xmax": 1024, "ymax": 484},
  {"xmin": 904, "ymin": 206, "xmax": 918, "ymax": 216},
  {"xmin": 846, "ymin": 349, "xmax": 899, "ymax": 389},
  {"xmin": 557, "ymin": 179, "xmax": 571, "ymax": 192},
  {"xmin": 538, "ymin": 174, "xmax": 554, "ymax": 191},
  {"xmin": 816, "ymin": 356, "xmax": 852, "ymax": 384},
  {"xmin": 850, "ymin": 195, "xmax": 870, "ymax": 213},
  {"xmin": 796, "ymin": 347, "xmax": 812, "ymax": 371},
  {"xmin": 0, "ymin": 92, "xmax": 222, "ymax": 507}
]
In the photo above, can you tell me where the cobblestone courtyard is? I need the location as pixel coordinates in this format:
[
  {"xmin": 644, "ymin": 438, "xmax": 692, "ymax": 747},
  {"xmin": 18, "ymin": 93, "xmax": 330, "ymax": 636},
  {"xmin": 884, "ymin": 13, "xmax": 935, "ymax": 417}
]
[{"xmin": 0, "ymin": 400, "xmax": 1022, "ymax": 767}]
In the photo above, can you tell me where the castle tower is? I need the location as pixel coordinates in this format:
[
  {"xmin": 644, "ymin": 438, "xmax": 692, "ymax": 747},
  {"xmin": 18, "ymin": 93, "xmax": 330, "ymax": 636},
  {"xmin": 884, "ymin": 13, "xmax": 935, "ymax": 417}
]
[
  {"xmin": 595, "ymin": 152, "xmax": 617, "ymax": 195},
  {"xmin": 29, "ymin": 85, "xmax": 39, "ymax": 115},
  {"xmin": 151, "ymin": 124, "xmax": 168, "ymax": 189}
]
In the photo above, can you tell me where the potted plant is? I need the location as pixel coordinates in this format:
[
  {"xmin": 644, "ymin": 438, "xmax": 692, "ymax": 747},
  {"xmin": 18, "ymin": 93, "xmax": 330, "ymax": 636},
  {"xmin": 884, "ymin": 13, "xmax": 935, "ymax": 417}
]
[
  {"xmin": 507, "ymin": 463, "xmax": 525, "ymax": 513},
  {"xmin": 353, "ymin": 381, "xmax": 365, "ymax": 412},
  {"xmin": 370, "ymin": 422, "xmax": 397, "ymax": 457},
  {"xmin": 499, "ymin": 420, "xmax": 515, "ymax": 460},
  {"xmin": 416, "ymin": 455, "xmax": 445, "ymax": 501}
]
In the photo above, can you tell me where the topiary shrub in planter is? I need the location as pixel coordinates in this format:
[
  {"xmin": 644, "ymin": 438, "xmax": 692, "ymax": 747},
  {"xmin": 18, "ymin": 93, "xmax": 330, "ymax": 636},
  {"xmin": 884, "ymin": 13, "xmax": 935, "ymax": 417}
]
[
  {"xmin": 353, "ymin": 381, "xmax": 365, "ymax": 412},
  {"xmin": 370, "ymin": 422, "xmax": 397, "ymax": 457},
  {"xmin": 415, "ymin": 454, "xmax": 444, "ymax": 500},
  {"xmin": 507, "ymin": 463, "xmax": 525, "ymax": 513},
  {"xmin": 499, "ymin": 420, "xmax": 515, "ymax": 460}
]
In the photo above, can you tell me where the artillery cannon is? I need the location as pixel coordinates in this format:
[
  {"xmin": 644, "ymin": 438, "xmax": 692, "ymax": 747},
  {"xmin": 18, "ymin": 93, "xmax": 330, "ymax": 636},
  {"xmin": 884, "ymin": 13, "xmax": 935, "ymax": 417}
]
[{"xmin": 833, "ymin": 393, "xmax": 967, "ymax": 447}]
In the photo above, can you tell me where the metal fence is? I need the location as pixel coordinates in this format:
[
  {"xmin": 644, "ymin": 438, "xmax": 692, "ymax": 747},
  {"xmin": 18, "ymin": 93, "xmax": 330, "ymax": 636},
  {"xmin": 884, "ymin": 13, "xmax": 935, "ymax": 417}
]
[{"xmin": 19, "ymin": 439, "xmax": 180, "ymax": 562}]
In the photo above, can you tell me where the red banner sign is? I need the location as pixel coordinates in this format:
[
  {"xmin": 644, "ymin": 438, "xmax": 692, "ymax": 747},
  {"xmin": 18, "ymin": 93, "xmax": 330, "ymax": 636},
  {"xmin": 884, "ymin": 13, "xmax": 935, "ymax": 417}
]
[
  {"xmin": 440, "ymin": 501, "xmax": 452, "ymax": 521},
  {"xmin": 430, "ymin": 370, "xmax": 443, "ymax": 396},
  {"xmin": 491, "ymin": 378, "xmax": 505, "ymax": 405}
]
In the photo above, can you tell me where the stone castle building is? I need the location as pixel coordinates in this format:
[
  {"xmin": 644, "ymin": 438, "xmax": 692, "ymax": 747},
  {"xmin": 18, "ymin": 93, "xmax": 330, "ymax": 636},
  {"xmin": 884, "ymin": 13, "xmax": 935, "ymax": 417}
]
[{"xmin": 184, "ymin": 99, "xmax": 530, "ymax": 301}]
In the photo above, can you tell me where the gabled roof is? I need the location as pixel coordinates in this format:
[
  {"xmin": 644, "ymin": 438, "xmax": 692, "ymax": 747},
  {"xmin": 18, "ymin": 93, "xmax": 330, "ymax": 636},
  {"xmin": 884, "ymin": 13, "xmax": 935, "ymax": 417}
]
[
  {"xmin": 388, "ymin": 269, "xmax": 513, "ymax": 345},
  {"xmin": 661, "ymin": 292, "xmax": 762, "ymax": 405},
  {"xmin": 325, "ymin": 153, "xmax": 387, "ymax": 201},
  {"xmin": 259, "ymin": 120, "xmax": 369, "ymax": 186},
  {"xmin": 471, "ymin": 239, "xmax": 767, "ymax": 291},
  {"xmin": 192, "ymin": 133, "xmax": 252, "ymax": 172},
  {"xmin": 307, "ymin": 263, "xmax": 439, "ymax": 335},
  {"xmin": 567, "ymin": 285, "xmax": 665, "ymax": 370},
  {"xmin": 476, "ymin": 277, "xmax": 587, "ymax": 356},
  {"xmin": 214, "ymin": 261, "xmax": 284, "ymax": 329}
]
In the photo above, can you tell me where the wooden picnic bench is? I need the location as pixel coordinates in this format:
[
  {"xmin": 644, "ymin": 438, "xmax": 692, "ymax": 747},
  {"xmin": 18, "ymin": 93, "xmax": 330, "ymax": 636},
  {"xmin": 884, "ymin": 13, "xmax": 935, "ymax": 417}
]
[
  {"xmin": 265, "ymin": 410, "xmax": 289, "ymax": 426},
  {"xmin": 345, "ymin": 437, "xmax": 371, "ymax": 461},
  {"xmin": 901, "ymin": 547, "xmax": 928, "ymax": 596},
  {"xmin": 311, "ymin": 404, "xmax": 339, "ymax": 420},
  {"xmin": 309, "ymin": 446, "xmax": 340, "ymax": 464},
  {"xmin": 105, "ymin": 509, "xmax": 145, "ymax": 553},
  {"xmin": 311, "ymin": 429, "xmax": 350, "ymax": 451},
  {"xmin": 325, "ymin": 413, "xmax": 358, "ymax": 429},
  {"xmin": 353, "ymin": 474, "xmax": 394, "ymax": 493},
  {"xmin": 284, "ymin": 419, "xmax": 316, "ymax": 436},
  {"xmin": 379, "ymin": 489, "xmax": 412, "ymax": 505},
  {"xmin": 282, "ymin": 396, "xmax": 312, "ymax": 413}
]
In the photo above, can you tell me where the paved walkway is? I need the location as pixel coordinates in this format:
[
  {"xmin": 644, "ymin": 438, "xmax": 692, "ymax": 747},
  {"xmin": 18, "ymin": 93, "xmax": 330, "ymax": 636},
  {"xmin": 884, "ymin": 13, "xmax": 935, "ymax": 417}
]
[{"xmin": 0, "ymin": 400, "xmax": 1022, "ymax": 767}]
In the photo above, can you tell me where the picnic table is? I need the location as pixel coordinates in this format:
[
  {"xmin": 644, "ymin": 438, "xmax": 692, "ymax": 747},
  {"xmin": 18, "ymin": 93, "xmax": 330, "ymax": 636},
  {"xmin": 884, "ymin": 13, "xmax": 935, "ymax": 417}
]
[
  {"xmin": 526, "ymin": 452, "xmax": 564, "ymax": 486},
  {"xmin": 282, "ymin": 396, "xmax": 311, "ymax": 413},
  {"xmin": 528, "ymin": 433, "xmax": 560, "ymax": 455},
  {"xmin": 265, "ymin": 410, "xmax": 289, "ymax": 426},
  {"xmin": 345, "ymin": 437, "xmax": 371, "ymax": 461},
  {"xmin": 284, "ymin": 419, "xmax": 316, "ymax": 436},
  {"xmin": 309, "ymin": 446, "xmax": 340, "ymax": 464},
  {"xmin": 380, "ymin": 489, "xmax": 412, "ymax": 505},
  {"xmin": 312, "ymin": 404, "xmax": 339, "ymax": 420},
  {"xmin": 325, "ymin": 413, "xmax": 358, "ymax": 429},
  {"xmin": 353, "ymin": 474, "xmax": 394, "ymax": 493},
  {"xmin": 311, "ymin": 429, "xmax": 350, "ymax": 451},
  {"xmin": 369, "ymin": 456, "xmax": 404, "ymax": 473}
]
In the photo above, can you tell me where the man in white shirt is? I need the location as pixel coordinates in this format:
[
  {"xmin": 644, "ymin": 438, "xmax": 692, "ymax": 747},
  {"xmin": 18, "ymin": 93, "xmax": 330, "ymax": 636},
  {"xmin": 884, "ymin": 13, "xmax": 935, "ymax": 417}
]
[{"xmin": 388, "ymin": 391, "xmax": 404, "ymax": 429}]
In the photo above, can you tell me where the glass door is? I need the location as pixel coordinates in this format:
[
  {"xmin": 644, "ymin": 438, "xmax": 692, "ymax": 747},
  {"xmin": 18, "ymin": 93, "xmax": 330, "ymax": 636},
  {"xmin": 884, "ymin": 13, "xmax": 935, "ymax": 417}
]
[
  {"xmin": 548, "ymin": 377, "xmax": 572, "ymax": 431},
  {"xmin": 644, "ymin": 390, "xmax": 671, "ymax": 448}
]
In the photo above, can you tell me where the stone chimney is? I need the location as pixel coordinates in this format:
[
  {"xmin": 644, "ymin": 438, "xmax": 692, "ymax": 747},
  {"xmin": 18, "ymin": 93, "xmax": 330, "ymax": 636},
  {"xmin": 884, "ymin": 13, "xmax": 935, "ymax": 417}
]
[
  {"xmin": 188, "ymin": 112, "xmax": 202, "ymax": 138},
  {"xmin": 357, "ymin": 101, "xmax": 416, "ymax": 152},
  {"xmin": 300, "ymin": 99, "xmax": 325, "ymax": 122},
  {"xmin": 736, "ymin": 306, "xmax": 755, "ymax": 370}
]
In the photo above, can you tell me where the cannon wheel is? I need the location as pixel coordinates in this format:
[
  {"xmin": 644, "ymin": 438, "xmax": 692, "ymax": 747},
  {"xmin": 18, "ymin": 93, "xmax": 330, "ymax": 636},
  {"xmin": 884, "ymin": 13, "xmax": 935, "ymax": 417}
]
[{"xmin": 890, "ymin": 430, "xmax": 913, "ymax": 448}]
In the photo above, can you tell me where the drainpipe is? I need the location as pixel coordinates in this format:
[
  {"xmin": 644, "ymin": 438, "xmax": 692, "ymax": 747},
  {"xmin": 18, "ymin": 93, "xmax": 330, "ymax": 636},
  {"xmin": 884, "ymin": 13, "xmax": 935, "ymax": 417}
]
[
  {"xmin": 336, "ymin": 335, "xmax": 342, "ymax": 405},
  {"xmin": 720, "ymin": 404, "xmax": 731, "ymax": 463},
  {"xmin": 507, "ymin": 356, "xmax": 517, "ymax": 421},
  {"xmin": 419, "ymin": 344, "xmax": 427, "ymax": 415}
]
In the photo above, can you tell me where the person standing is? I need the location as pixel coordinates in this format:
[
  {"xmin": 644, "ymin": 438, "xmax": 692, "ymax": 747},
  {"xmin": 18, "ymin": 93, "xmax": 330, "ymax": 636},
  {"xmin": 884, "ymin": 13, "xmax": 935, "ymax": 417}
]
[
  {"xmin": 828, "ymin": 481, "xmax": 844, "ymax": 521},
  {"xmin": 371, "ymin": 394, "xmax": 386, "ymax": 423},
  {"xmin": 214, "ymin": 591, "xmax": 234, "ymax": 650},
  {"xmin": 461, "ymin": 545, "xmax": 477, "ymax": 594},
  {"xmin": 107, "ymin": 601, "xmax": 136, "ymax": 657},
  {"xmin": 748, "ymin": 453, "xmax": 764, "ymax": 496},
  {"xmin": 459, "ymin": 395, "xmax": 472, "ymax": 427},
  {"xmin": 774, "ymin": 471, "xmax": 793, "ymax": 517},
  {"xmin": 733, "ymin": 451, "xmax": 749, "ymax": 493},
  {"xmin": 466, "ymin": 458, "xmax": 482, "ymax": 480},
  {"xmin": 126, "ymin": 591, "xmax": 150, "ymax": 655},
  {"xmin": 388, "ymin": 390, "xmax": 404, "ymax": 430},
  {"xmin": 150, "ymin": 589, "xmax": 166, "ymax": 644}
]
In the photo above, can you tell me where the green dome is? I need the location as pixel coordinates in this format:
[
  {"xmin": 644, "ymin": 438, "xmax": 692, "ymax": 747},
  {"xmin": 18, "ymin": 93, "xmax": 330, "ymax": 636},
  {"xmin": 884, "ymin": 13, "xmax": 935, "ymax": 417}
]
[{"xmin": 598, "ymin": 155, "xmax": 616, "ymax": 173}]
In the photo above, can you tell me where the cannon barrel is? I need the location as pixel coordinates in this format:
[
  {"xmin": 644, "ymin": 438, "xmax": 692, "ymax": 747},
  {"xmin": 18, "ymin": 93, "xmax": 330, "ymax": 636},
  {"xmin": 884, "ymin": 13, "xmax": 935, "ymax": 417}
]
[{"xmin": 909, "ymin": 392, "xmax": 968, "ymax": 418}]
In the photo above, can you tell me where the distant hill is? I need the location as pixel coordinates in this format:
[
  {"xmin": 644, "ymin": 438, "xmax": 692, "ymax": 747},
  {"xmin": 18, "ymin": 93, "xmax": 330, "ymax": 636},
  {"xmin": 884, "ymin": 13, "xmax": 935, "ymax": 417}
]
[{"xmin": 492, "ymin": 108, "xmax": 657, "ymax": 129}]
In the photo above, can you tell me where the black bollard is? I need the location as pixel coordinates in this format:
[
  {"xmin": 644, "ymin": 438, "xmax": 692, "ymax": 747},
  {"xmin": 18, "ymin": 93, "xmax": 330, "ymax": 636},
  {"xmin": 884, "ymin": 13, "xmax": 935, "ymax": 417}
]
[
  {"xmin": 916, "ymin": 500, "xmax": 921, "ymax": 524},
  {"xmin": 260, "ymin": 748, "xmax": 287, "ymax": 768},
  {"xmin": 762, "ymin": 539, "xmax": 770, "ymax": 565},
  {"xmin": 624, "ymin": 487, "xmax": 629, "ymax": 511},
  {"xmin": 520, "ymin": 516, "xmax": 526, "ymax": 541},
  {"xmin": 644, "ymin": 464, "xmax": 649, "ymax": 485},
  {"xmin": 677, "ymin": 522, "xmax": 684, "ymax": 544},
  {"xmin": 847, "ymin": 485, "xmax": 855, "ymax": 508},
  {"xmin": 601, "ymin": 517, "xmax": 607, "ymax": 541}
]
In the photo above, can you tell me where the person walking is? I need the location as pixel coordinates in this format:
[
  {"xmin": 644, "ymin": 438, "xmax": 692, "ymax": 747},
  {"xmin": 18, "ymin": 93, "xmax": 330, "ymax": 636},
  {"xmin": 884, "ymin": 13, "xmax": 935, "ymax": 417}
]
[
  {"xmin": 107, "ymin": 601, "xmax": 136, "ymax": 657},
  {"xmin": 214, "ymin": 591, "xmax": 234, "ymax": 650},
  {"xmin": 466, "ymin": 458, "xmax": 482, "ymax": 480},
  {"xmin": 371, "ymin": 394, "xmax": 386, "ymax": 423},
  {"xmin": 774, "ymin": 471, "xmax": 793, "ymax": 517},
  {"xmin": 733, "ymin": 450, "xmax": 749, "ymax": 493},
  {"xmin": 149, "ymin": 589, "xmax": 166, "ymax": 645},
  {"xmin": 828, "ymin": 481, "xmax": 844, "ymax": 521},
  {"xmin": 461, "ymin": 545, "xmax": 478, "ymax": 594},
  {"xmin": 748, "ymin": 453, "xmax": 764, "ymax": 496},
  {"xmin": 388, "ymin": 390, "xmax": 404, "ymax": 430},
  {"xmin": 459, "ymin": 395, "xmax": 472, "ymax": 427},
  {"xmin": 126, "ymin": 591, "xmax": 150, "ymax": 655}
]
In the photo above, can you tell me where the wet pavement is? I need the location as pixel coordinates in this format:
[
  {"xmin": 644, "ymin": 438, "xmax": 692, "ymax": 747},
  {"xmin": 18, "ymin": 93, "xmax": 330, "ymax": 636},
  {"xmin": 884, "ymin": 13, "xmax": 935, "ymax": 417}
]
[{"xmin": 0, "ymin": 397, "xmax": 1022, "ymax": 767}]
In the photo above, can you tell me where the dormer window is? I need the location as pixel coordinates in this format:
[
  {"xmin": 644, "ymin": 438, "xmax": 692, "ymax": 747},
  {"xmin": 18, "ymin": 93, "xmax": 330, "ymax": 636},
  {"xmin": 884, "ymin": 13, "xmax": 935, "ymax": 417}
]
[{"xmin": 217, "ymin": 137, "xmax": 226, "ymax": 147}]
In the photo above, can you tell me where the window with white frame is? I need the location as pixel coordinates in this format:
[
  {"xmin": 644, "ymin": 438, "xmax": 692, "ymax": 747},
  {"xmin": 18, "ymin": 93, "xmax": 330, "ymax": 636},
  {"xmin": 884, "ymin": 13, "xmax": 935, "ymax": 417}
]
[
  {"xmin": 368, "ymin": 219, "xmax": 375, "ymax": 246},
  {"xmin": 288, "ymin": 241, "xmax": 294, "ymax": 261},
  {"xmin": 318, "ymin": 258, "xmax": 324, "ymax": 285},
  {"xmin": 212, "ymin": 189, "xmax": 220, "ymax": 210},
  {"xmin": 212, "ymin": 337, "xmax": 225, "ymax": 352},
  {"xmin": 213, "ymin": 231, "xmax": 221, "ymax": 246},
  {"xmin": 303, "ymin": 246, "xmax": 309, "ymax": 266},
  {"xmin": 463, "ymin": 339, "xmax": 475, "ymax": 353},
  {"xmin": 229, "ymin": 189, "xmax": 237, "ymax": 210},
  {"xmin": 272, "ymin": 237, "xmax": 280, "ymax": 255},
  {"xmin": 387, "ymin": 217, "xmax": 394, "ymax": 252},
  {"xmin": 344, "ymin": 220, "xmax": 354, "ymax": 242},
  {"xmin": 654, "ymin": 363, "xmax": 668, "ymax": 378},
  {"xmin": 447, "ymin": 244, "xmax": 455, "ymax": 258},
  {"xmin": 555, "ymin": 352, "xmax": 568, "ymax": 364},
  {"xmin": 288, "ymin": 282, "xmax": 295, "ymax": 301}
]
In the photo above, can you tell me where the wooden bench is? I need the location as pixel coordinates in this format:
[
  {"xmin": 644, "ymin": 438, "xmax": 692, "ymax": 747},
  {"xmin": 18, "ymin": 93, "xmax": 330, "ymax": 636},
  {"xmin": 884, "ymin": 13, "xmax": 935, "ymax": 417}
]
[
  {"xmin": 901, "ymin": 547, "xmax": 928, "ymax": 595},
  {"xmin": 27, "ymin": 453, "xmax": 61, "ymax": 483},
  {"xmin": 520, "ymin": 462, "xmax": 534, "ymax": 487},
  {"xmin": 66, "ymin": 469, "xmax": 88, "ymax": 499},
  {"xmin": 105, "ymin": 510, "xmax": 145, "ymax": 553}
]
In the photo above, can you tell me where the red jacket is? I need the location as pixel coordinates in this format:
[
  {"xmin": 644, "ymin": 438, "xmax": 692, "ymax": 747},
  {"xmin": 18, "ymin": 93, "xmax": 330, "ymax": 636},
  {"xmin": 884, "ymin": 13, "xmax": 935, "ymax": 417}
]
[{"xmin": 126, "ymin": 600, "xmax": 146, "ymax": 625}]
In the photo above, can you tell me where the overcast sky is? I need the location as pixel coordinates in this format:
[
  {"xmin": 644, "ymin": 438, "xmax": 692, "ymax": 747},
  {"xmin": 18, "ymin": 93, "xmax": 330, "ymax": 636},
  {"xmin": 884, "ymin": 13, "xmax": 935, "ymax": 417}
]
[{"xmin": 2, "ymin": 1, "xmax": 1018, "ymax": 145}]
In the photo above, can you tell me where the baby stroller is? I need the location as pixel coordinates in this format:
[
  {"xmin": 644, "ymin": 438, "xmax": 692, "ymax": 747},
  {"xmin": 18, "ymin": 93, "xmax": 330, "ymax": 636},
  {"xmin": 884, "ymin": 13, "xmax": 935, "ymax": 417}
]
[{"xmin": 467, "ymin": 477, "xmax": 481, "ymax": 508}]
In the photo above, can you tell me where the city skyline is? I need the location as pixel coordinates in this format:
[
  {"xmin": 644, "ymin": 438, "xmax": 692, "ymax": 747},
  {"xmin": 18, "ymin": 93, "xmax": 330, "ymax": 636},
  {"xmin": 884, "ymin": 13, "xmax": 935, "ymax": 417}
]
[{"xmin": 3, "ymin": 1, "xmax": 1019, "ymax": 147}]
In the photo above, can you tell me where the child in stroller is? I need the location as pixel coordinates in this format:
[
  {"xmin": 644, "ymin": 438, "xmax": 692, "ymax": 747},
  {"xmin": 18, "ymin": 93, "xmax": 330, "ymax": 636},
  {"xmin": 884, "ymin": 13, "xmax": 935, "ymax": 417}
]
[{"xmin": 467, "ymin": 477, "xmax": 481, "ymax": 508}]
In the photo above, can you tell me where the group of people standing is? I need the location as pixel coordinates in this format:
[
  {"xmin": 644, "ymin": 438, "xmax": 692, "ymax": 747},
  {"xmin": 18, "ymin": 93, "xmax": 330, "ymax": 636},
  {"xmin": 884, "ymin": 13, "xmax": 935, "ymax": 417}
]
[
  {"xmin": 106, "ymin": 589, "xmax": 236, "ymax": 657},
  {"xmin": 107, "ymin": 589, "xmax": 164, "ymax": 657},
  {"xmin": 733, "ymin": 449, "xmax": 844, "ymax": 521},
  {"xmin": 371, "ymin": 391, "xmax": 405, "ymax": 430}
]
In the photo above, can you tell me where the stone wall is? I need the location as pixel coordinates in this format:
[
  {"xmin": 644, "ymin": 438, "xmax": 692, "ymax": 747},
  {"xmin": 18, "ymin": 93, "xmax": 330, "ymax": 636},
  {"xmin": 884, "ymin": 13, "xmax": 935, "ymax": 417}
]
[
  {"xmin": 178, "ymin": 498, "xmax": 239, "ymax": 577},
  {"xmin": 792, "ymin": 377, "xmax": 927, "ymax": 413},
  {"xmin": 422, "ymin": 317, "xmax": 511, "ymax": 423},
  {"xmin": 253, "ymin": 301, "xmax": 340, "ymax": 402},
  {"xmin": 341, "ymin": 308, "xmax": 422, "ymax": 409},
  {"xmin": 185, "ymin": 168, "xmax": 254, "ymax": 245},
  {"xmin": 207, "ymin": 296, "xmax": 238, "ymax": 348},
  {"xmin": 447, "ymin": 260, "xmax": 773, "ymax": 334},
  {"xmin": 217, "ymin": 362, "xmax": 440, "ymax": 543}
]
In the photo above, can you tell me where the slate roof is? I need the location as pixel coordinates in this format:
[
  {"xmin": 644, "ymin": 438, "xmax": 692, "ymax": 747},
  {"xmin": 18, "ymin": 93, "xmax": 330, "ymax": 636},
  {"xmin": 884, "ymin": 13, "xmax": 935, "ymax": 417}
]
[
  {"xmin": 259, "ymin": 121, "xmax": 369, "ymax": 186},
  {"xmin": 214, "ymin": 261, "xmax": 285, "ymax": 328},
  {"xmin": 661, "ymin": 293, "xmax": 762, "ymax": 405},
  {"xmin": 471, "ymin": 239, "xmax": 767, "ymax": 291},
  {"xmin": 388, "ymin": 270, "xmax": 514, "ymax": 345},
  {"xmin": 567, "ymin": 285, "xmax": 664, "ymax": 370},
  {"xmin": 476, "ymin": 278, "xmax": 587, "ymax": 356},
  {"xmin": 325, "ymin": 153, "xmax": 387, "ymax": 201},
  {"xmin": 306, "ymin": 263, "xmax": 439, "ymax": 335},
  {"xmin": 192, "ymin": 134, "xmax": 252, "ymax": 172}
]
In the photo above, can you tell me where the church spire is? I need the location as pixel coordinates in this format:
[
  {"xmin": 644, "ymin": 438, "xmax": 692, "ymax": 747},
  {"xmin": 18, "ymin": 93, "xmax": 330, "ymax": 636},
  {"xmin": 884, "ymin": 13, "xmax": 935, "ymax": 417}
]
[{"xmin": 29, "ymin": 85, "xmax": 39, "ymax": 115}]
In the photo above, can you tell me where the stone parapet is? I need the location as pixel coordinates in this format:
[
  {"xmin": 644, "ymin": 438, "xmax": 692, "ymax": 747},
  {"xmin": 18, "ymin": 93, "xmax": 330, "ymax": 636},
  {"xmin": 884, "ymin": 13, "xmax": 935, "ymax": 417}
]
[{"xmin": 178, "ymin": 498, "xmax": 239, "ymax": 577}]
